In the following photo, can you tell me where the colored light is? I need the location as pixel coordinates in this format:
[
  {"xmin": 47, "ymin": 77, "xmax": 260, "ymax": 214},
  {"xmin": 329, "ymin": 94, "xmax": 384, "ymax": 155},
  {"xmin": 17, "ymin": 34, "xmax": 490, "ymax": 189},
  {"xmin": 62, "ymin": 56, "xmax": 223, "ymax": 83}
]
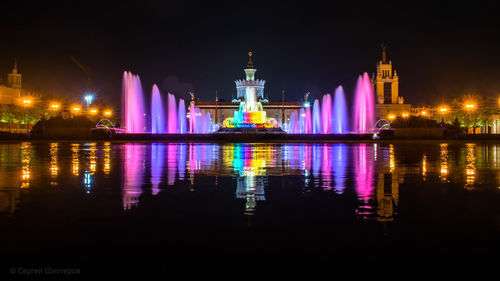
[
  {"xmin": 440, "ymin": 107, "xmax": 448, "ymax": 113},
  {"xmin": 22, "ymin": 98, "xmax": 32, "ymax": 106},
  {"xmin": 84, "ymin": 94, "xmax": 94, "ymax": 104},
  {"xmin": 50, "ymin": 103, "xmax": 60, "ymax": 110},
  {"xmin": 104, "ymin": 110, "xmax": 112, "ymax": 116},
  {"xmin": 465, "ymin": 104, "xmax": 475, "ymax": 110},
  {"xmin": 72, "ymin": 106, "xmax": 81, "ymax": 113},
  {"xmin": 421, "ymin": 111, "xmax": 427, "ymax": 115},
  {"xmin": 388, "ymin": 114, "xmax": 395, "ymax": 120},
  {"xmin": 89, "ymin": 108, "xmax": 98, "ymax": 115},
  {"xmin": 402, "ymin": 113, "xmax": 409, "ymax": 117}
]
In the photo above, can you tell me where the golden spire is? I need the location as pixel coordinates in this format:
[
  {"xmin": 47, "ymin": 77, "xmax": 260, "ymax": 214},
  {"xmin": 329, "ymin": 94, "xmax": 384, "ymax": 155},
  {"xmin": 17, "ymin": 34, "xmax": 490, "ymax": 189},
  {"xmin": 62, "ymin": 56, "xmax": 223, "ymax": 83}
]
[
  {"xmin": 381, "ymin": 43, "xmax": 387, "ymax": 64},
  {"xmin": 246, "ymin": 51, "xmax": 254, "ymax": 68}
]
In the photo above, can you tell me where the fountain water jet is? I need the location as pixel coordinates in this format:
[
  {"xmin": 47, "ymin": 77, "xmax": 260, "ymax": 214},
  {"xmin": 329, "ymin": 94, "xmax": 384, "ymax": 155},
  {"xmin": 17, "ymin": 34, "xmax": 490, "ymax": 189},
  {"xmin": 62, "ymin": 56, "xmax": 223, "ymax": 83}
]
[
  {"xmin": 332, "ymin": 86, "xmax": 348, "ymax": 134},
  {"xmin": 151, "ymin": 85, "xmax": 165, "ymax": 134},
  {"xmin": 353, "ymin": 73, "xmax": 375, "ymax": 134},
  {"xmin": 122, "ymin": 71, "xmax": 146, "ymax": 133}
]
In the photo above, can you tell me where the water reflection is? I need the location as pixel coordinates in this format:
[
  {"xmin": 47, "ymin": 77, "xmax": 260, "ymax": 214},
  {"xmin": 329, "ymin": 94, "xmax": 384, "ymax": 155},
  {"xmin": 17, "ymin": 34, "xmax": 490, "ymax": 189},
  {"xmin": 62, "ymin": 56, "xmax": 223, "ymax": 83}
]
[
  {"xmin": 2, "ymin": 141, "xmax": 500, "ymax": 222},
  {"xmin": 123, "ymin": 144, "xmax": 145, "ymax": 210},
  {"xmin": 49, "ymin": 143, "xmax": 59, "ymax": 186},
  {"xmin": 465, "ymin": 143, "xmax": 477, "ymax": 190},
  {"xmin": 21, "ymin": 142, "xmax": 32, "ymax": 189}
]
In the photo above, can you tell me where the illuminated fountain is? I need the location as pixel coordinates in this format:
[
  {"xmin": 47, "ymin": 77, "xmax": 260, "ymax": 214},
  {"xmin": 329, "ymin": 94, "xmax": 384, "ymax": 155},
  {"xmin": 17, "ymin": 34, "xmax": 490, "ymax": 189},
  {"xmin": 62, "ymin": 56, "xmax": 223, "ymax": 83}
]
[
  {"xmin": 122, "ymin": 63, "xmax": 374, "ymax": 136},
  {"xmin": 286, "ymin": 72, "xmax": 374, "ymax": 135},
  {"xmin": 221, "ymin": 52, "xmax": 279, "ymax": 130},
  {"xmin": 353, "ymin": 73, "xmax": 375, "ymax": 133},
  {"xmin": 122, "ymin": 71, "xmax": 208, "ymax": 134},
  {"xmin": 122, "ymin": 71, "xmax": 146, "ymax": 133}
]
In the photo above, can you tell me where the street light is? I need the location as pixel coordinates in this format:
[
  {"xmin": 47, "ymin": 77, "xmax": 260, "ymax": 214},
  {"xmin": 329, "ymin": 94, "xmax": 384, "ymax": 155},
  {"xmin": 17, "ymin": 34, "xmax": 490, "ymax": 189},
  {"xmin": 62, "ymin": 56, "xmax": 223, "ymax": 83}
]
[
  {"xmin": 84, "ymin": 94, "xmax": 94, "ymax": 109},
  {"xmin": 21, "ymin": 98, "xmax": 32, "ymax": 133},
  {"xmin": 72, "ymin": 105, "xmax": 81, "ymax": 116},
  {"xmin": 50, "ymin": 103, "xmax": 60, "ymax": 110},
  {"xmin": 388, "ymin": 114, "xmax": 395, "ymax": 120},
  {"xmin": 104, "ymin": 110, "xmax": 112, "ymax": 117},
  {"xmin": 89, "ymin": 108, "xmax": 98, "ymax": 115}
]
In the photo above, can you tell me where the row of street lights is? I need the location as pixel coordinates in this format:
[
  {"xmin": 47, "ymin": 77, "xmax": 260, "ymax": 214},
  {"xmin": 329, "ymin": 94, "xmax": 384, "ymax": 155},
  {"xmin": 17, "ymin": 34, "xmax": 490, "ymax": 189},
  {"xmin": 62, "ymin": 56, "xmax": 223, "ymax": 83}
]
[{"xmin": 20, "ymin": 96, "xmax": 113, "ymax": 117}]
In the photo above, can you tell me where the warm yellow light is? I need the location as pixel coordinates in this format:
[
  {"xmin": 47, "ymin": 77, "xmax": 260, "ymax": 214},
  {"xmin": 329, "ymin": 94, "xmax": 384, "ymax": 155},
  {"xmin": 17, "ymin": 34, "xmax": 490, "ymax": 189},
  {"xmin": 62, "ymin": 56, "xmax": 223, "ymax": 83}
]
[
  {"xmin": 104, "ymin": 110, "xmax": 112, "ymax": 116},
  {"xmin": 22, "ymin": 99, "xmax": 32, "ymax": 106},
  {"xmin": 388, "ymin": 114, "xmax": 395, "ymax": 120},
  {"xmin": 439, "ymin": 107, "xmax": 448, "ymax": 113},
  {"xmin": 465, "ymin": 103, "xmax": 475, "ymax": 110},
  {"xmin": 72, "ymin": 106, "xmax": 81, "ymax": 112},
  {"xmin": 50, "ymin": 103, "xmax": 60, "ymax": 110},
  {"xmin": 89, "ymin": 108, "xmax": 98, "ymax": 115},
  {"xmin": 402, "ymin": 113, "xmax": 409, "ymax": 118},
  {"xmin": 421, "ymin": 111, "xmax": 427, "ymax": 115}
]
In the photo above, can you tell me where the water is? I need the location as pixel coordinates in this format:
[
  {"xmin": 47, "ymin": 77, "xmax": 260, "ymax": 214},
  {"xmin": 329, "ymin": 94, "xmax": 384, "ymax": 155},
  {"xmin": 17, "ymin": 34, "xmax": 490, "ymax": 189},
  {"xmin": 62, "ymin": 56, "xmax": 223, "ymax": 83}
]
[{"xmin": 1, "ymin": 141, "xmax": 498, "ymax": 271}]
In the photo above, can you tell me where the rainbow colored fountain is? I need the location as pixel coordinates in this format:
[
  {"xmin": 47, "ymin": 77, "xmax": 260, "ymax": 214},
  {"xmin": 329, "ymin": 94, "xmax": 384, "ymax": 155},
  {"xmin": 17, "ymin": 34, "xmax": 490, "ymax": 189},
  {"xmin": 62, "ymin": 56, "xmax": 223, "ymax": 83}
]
[{"xmin": 222, "ymin": 52, "xmax": 279, "ymax": 129}]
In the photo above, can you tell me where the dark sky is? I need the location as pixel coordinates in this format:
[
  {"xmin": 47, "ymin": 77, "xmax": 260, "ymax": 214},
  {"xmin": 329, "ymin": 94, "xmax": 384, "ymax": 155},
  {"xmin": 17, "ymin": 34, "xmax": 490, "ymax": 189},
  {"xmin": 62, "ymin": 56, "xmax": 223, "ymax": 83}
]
[{"xmin": 1, "ymin": 0, "xmax": 500, "ymax": 106}]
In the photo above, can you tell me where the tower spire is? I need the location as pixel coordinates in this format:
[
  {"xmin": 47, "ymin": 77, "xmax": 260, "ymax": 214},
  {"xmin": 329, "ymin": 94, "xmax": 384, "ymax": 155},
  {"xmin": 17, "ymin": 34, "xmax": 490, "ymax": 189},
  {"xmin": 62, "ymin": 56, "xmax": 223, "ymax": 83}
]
[
  {"xmin": 244, "ymin": 51, "xmax": 256, "ymax": 81},
  {"xmin": 381, "ymin": 43, "xmax": 387, "ymax": 64},
  {"xmin": 247, "ymin": 51, "xmax": 254, "ymax": 68}
]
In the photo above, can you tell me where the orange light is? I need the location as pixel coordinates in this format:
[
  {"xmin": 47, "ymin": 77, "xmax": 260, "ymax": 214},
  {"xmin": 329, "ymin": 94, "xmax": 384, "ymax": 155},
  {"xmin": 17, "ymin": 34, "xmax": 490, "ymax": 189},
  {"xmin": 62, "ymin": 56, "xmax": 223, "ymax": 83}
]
[
  {"xmin": 89, "ymin": 108, "xmax": 98, "ymax": 115},
  {"xmin": 421, "ymin": 111, "xmax": 427, "ymax": 115},
  {"xmin": 50, "ymin": 103, "xmax": 60, "ymax": 110},
  {"xmin": 388, "ymin": 114, "xmax": 395, "ymax": 120},
  {"xmin": 402, "ymin": 113, "xmax": 409, "ymax": 118},
  {"xmin": 439, "ymin": 107, "xmax": 448, "ymax": 113},
  {"xmin": 72, "ymin": 106, "xmax": 81, "ymax": 112},
  {"xmin": 22, "ymin": 99, "xmax": 32, "ymax": 106},
  {"xmin": 104, "ymin": 110, "xmax": 112, "ymax": 116},
  {"xmin": 465, "ymin": 103, "xmax": 475, "ymax": 110}
]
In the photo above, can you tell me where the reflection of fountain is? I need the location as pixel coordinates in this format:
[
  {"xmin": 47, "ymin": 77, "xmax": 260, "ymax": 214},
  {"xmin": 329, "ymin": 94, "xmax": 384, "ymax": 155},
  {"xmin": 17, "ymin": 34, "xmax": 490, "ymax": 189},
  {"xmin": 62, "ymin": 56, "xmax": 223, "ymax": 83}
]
[
  {"xmin": 151, "ymin": 143, "xmax": 165, "ymax": 195},
  {"xmin": 354, "ymin": 143, "xmax": 375, "ymax": 219},
  {"xmin": 123, "ymin": 144, "xmax": 145, "ymax": 210}
]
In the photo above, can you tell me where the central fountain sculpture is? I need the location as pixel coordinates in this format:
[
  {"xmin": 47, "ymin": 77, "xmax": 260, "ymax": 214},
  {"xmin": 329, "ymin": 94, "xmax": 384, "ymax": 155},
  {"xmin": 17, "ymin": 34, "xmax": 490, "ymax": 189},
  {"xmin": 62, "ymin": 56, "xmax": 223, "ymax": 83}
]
[{"xmin": 222, "ymin": 52, "xmax": 279, "ymax": 129}]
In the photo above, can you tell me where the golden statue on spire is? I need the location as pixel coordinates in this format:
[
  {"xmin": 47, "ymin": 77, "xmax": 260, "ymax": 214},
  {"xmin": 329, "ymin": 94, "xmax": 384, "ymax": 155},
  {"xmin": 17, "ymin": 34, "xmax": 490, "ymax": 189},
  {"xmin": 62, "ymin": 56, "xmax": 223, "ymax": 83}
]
[
  {"xmin": 381, "ymin": 43, "xmax": 387, "ymax": 63},
  {"xmin": 247, "ymin": 51, "xmax": 254, "ymax": 68}
]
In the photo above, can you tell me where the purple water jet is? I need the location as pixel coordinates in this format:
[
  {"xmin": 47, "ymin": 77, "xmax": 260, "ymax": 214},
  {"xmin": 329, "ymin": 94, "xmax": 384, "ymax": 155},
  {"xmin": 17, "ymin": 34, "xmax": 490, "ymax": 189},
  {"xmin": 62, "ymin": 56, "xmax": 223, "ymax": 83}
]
[
  {"xmin": 151, "ymin": 85, "xmax": 166, "ymax": 134},
  {"xmin": 332, "ymin": 86, "xmax": 348, "ymax": 134}
]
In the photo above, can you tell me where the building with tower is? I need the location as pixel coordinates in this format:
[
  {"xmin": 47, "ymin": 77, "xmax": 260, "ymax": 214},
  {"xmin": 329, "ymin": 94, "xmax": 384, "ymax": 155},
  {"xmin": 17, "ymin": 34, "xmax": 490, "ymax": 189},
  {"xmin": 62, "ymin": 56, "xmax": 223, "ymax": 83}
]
[{"xmin": 372, "ymin": 44, "xmax": 411, "ymax": 120}]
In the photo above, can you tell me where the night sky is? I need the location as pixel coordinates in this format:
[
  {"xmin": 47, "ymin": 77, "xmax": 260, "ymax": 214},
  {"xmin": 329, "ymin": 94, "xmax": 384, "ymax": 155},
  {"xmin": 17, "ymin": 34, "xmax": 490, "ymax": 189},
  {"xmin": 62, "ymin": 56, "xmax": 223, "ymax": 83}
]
[{"xmin": 1, "ymin": 0, "xmax": 500, "ymax": 107}]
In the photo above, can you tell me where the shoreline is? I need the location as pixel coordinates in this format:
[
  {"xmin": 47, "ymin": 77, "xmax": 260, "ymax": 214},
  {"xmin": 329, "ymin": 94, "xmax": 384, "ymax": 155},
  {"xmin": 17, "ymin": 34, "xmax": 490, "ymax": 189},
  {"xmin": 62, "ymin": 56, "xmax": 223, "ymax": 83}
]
[{"xmin": 2, "ymin": 132, "xmax": 500, "ymax": 143}]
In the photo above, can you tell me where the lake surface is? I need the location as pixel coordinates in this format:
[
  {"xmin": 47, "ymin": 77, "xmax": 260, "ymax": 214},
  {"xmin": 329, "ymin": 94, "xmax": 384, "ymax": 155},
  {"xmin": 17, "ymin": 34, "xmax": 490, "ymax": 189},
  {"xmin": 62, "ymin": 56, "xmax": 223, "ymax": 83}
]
[{"xmin": 0, "ymin": 141, "xmax": 499, "ymax": 272}]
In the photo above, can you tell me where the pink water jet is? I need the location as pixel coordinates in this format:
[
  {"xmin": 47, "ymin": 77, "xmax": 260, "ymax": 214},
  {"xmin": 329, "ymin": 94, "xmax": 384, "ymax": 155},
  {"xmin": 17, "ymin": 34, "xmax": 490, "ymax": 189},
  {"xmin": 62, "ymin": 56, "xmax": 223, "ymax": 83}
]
[{"xmin": 122, "ymin": 71, "xmax": 146, "ymax": 133}]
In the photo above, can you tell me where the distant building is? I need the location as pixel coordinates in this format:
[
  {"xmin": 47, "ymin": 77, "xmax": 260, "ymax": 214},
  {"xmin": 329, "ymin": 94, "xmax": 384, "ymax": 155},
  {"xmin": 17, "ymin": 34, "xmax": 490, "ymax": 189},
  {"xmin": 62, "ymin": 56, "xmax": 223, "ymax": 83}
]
[{"xmin": 373, "ymin": 44, "xmax": 411, "ymax": 120}]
